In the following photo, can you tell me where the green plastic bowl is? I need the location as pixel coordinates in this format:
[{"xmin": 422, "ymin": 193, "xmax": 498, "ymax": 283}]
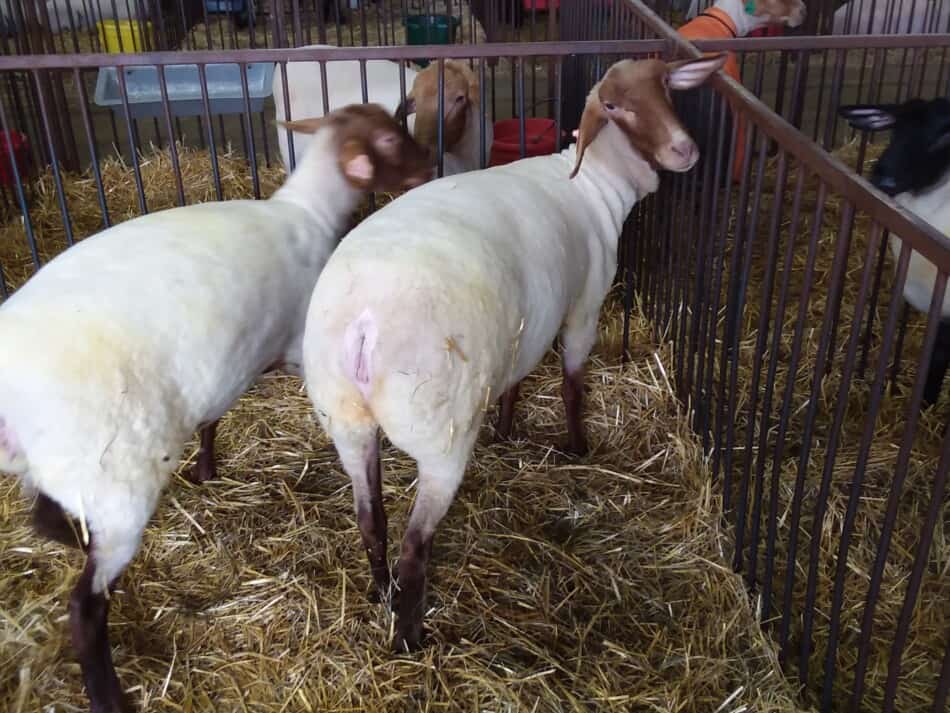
[{"xmin": 405, "ymin": 14, "xmax": 461, "ymax": 67}]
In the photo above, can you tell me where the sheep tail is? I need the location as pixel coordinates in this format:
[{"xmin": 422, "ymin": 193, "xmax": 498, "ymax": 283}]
[
  {"xmin": 0, "ymin": 416, "xmax": 28, "ymax": 475},
  {"xmin": 341, "ymin": 308, "xmax": 378, "ymax": 398}
]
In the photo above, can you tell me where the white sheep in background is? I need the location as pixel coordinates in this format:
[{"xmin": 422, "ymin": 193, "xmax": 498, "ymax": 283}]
[
  {"xmin": 302, "ymin": 53, "xmax": 727, "ymax": 652},
  {"xmin": 273, "ymin": 49, "xmax": 491, "ymax": 177},
  {"xmin": 839, "ymin": 98, "xmax": 950, "ymax": 409},
  {"xmin": 0, "ymin": 103, "xmax": 432, "ymax": 713},
  {"xmin": 832, "ymin": 0, "xmax": 949, "ymax": 34}
]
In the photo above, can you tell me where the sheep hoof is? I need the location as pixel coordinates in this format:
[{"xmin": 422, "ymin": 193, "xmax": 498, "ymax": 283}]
[
  {"xmin": 493, "ymin": 424, "xmax": 517, "ymax": 443},
  {"xmin": 392, "ymin": 620, "xmax": 425, "ymax": 653},
  {"xmin": 560, "ymin": 437, "xmax": 589, "ymax": 459},
  {"xmin": 184, "ymin": 460, "xmax": 216, "ymax": 484}
]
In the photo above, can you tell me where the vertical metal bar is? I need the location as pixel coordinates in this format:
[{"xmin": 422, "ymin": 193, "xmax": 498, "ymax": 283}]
[
  {"xmin": 320, "ymin": 59, "xmax": 330, "ymax": 116},
  {"xmin": 517, "ymin": 56, "xmax": 526, "ymax": 159},
  {"xmin": 479, "ymin": 57, "xmax": 487, "ymax": 168},
  {"xmin": 73, "ymin": 67, "xmax": 110, "ymax": 228},
  {"xmin": 31, "ymin": 68, "xmax": 75, "ymax": 244},
  {"xmin": 704, "ymin": 111, "xmax": 739, "ymax": 459},
  {"xmin": 759, "ymin": 163, "xmax": 807, "ymax": 614},
  {"xmin": 554, "ymin": 56, "xmax": 563, "ymax": 153},
  {"xmin": 808, "ymin": 220, "xmax": 887, "ymax": 710},
  {"xmin": 240, "ymin": 62, "xmax": 260, "ymax": 199},
  {"xmin": 693, "ymin": 93, "xmax": 730, "ymax": 435},
  {"xmin": 776, "ymin": 181, "xmax": 830, "ymax": 663},
  {"xmin": 880, "ymin": 371, "xmax": 948, "ymax": 713},
  {"xmin": 359, "ymin": 58, "xmax": 374, "ymax": 212},
  {"xmin": 0, "ymin": 81, "xmax": 39, "ymax": 270},
  {"xmin": 437, "ymin": 57, "xmax": 445, "ymax": 178},
  {"xmin": 197, "ymin": 62, "xmax": 223, "ymax": 202},
  {"xmin": 115, "ymin": 63, "xmax": 148, "ymax": 215},
  {"xmin": 890, "ymin": 303, "xmax": 912, "ymax": 391},
  {"xmin": 848, "ymin": 253, "xmax": 945, "ymax": 712},
  {"xmin": 717, "ymin": 118, "xmax": 759, "ymax": 510},
  {"xmin": 727, "ymin": 132, "xmax": 771, "ymax": 572},
  {"xmin": 860, "ymin": 227, "xmax": 891, "ymax": 377},
  {"xmin": 823, "ymin": 209, "xmax": 857, "ymax": 374},
  {"xmin": 742, "ymin": 149, "xmax": 790, "ymax": 586},
  {"xmin": 157, "ymin": 63, "xmax": 186, "ymax": 207},
  {"xmin": 795, "ymin": 203, "xmax": 859, "ymax": 685},
  {"xmin": 280, "ymin": 60, "xmax": 296, "ymax": 174}
]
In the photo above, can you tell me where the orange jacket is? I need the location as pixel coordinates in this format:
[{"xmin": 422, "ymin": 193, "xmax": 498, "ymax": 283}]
[{"xmin": 677, "ymin": 7, "xmax": 746, "ymax": 183}]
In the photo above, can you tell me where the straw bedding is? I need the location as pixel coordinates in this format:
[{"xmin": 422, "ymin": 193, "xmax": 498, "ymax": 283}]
[
  {"xmin": 0, "ymin": 145, "xmax": 808, "ymax": 711},
  {"xmin": 684, "ymin": 138, "xmax": 948, "ymax": 712}
]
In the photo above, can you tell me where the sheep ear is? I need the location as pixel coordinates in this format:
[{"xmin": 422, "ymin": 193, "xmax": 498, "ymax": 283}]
[
  {"xmin": 837, "ymin": 105, "xmax": 899, "ymax": 132},
  {"xmin": 277, "ymin": 117, "xmax": 326, "ymax": 135},
  {"xmin": 666, "ymin": 54, "xmax": 727, "ymax": 90},
  {"xmin": 340, "ymin": 139, "xmax": 374, "ymax": 187},
  {"xmin": 451, "ymin": 59, "xmax": 480, "ymax": 107},
  {"xmin": 394, "ymin": 95, "xmax": 416, "ymax": 125},
  {"xmin": 570, "ymin": 93, "xmax": 607, "ymax": 179}
]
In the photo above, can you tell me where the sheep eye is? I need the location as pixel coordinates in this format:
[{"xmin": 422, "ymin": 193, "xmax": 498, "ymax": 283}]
[
  {"xmin": 455, "ymin": 95, "xmax": 465, "ymax": 104},
  {"xmin": 604, "ymin": 102, "xmax": 616, "ymax": 111}
]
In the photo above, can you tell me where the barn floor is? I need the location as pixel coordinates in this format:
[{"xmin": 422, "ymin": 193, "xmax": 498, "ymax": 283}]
[
  {"xmin": 0, "ymin": 314, "xmax": 808, "ymax": 712},
  {"xmin": 0, "ymin": 148, "xmax": 811, "ymax": 711}
]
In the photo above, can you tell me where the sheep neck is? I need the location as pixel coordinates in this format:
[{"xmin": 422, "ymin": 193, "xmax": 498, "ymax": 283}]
[
  {"xmin": 571, "ymin": 120, "xmax": 659, "ymax": 237},
  {"xmin": 895, "ymin": 165, "xmax": 950, "ymax": 235},
  {"xmin": 272, "ymin": 129, "xmax": 364, "ymax": 236}
]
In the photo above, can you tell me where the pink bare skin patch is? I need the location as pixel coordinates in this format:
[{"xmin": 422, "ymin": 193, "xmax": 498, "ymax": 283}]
[{"xmin": 342, "ymin": 309, "xmax": 379, "ymax": 396}]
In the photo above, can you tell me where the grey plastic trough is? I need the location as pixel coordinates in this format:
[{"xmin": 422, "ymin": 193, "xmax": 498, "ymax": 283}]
[{"xmin": 94, "ymin": 62, "xmax": 275, "ymax": 120}]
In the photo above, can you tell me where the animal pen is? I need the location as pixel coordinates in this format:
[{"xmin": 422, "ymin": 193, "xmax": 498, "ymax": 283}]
[{"xmin": 0, "ymin": 0, "xmax": 947, "ymax": 711}]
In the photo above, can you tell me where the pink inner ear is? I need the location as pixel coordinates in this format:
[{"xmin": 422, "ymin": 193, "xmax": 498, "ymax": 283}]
[{"xmin": 344, "ymin": 154, "xmax": 374, "ymax": 181}]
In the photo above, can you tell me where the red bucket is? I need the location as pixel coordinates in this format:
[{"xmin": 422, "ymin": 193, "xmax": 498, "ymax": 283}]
[
  {"xmin": 489, "ymin": 118, "xmax": 560, "ymax": 167},
  {"xmin": 522, "ymin": 0, "xmax": 559, "ymax": 9},
  {"xmin": 0, "ymin": 130, "xmax": 29, "ymax": 188}
]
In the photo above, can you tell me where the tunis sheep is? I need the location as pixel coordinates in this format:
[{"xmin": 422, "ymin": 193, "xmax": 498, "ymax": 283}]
[
  {"xmin": 394, "ymin": 57, "xmax": 493, "ymax": 177},
  {"xmin": 678, "ymin": 0, "xmax": 806, "ymax": 184},
  {"xmin": 0, "ymin": 103, "xmax": 432, "ymax": 713},
  {"xmin": 839, "ymin": 98, "xmax": 950, "ymax": 408},
  {"xmin": 302, "ymin": 54, "xmax": 727, "ymax": 652},
  {"xmin": 273, "ymin": 50, "xmax": 489, "ymax": 177}
]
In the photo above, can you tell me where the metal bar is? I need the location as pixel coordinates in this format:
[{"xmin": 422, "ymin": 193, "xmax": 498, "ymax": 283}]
[
  {"xmin": 813, "ymin": 220, "xmax": 888, "ymax": 710},
  {"xmin": 115, "ymin": 64, "xmax": 147, "ymax": 215},
  {"xmin": 717, "ymin": 119, "xmax": 759, "ymax": 513},
  {"xmin": 743, "ymin": 148, "xmax": 790, "ymax": 587},
  {"xmin": 157, "ymin": 63, "xmax": 185, "ymax": 207},
  {"xmin": 239, "ymin": 61, "xmax": 260, "ymax": 199},
  {"xmin": 437, "ymin": 57, "xmax": 444, "ymax": 178},
  {"xmin": 280, "ymin": 60, "xmax": 296, "ymax": 174},
  {"xmin": 728, "ymin": 131, "xmax": 770, "ymax": 572},
  {"xmin": 72, "ymin": 67, "xmax": 110, "ymax": 229},
  {"xmin": 31, "ymin": 68, "xmax": 74, "ymax": 244},
  {"xmin": 881, "ymin": 367, "xmax": 949, "ymax": 712},
  {"xmin": 776, "ymin": 181, "xmax": 830, "ymax": 663},
  {"xmin": 759, "ymin": 163, "xmax": 807, "ymax": 616},
  {"xmin": 0, "ymin": 80, "xmax": 39, "ymax": 271},
  {"xmin": 197, "ymin": 62, "xmax": 223, "ymax": 202},
  {"xmin": 704, "ymin": 115, "xmax": 739, "ymax": 461},
  {"xmin": 796, "ymin": 202, "xmax": 858, "ymax": 686}
]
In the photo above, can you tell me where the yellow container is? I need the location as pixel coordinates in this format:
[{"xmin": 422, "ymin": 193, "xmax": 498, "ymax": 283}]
[{"xmin": 97, "ymin": 20, "xmax": 151, "ymax": 53}]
